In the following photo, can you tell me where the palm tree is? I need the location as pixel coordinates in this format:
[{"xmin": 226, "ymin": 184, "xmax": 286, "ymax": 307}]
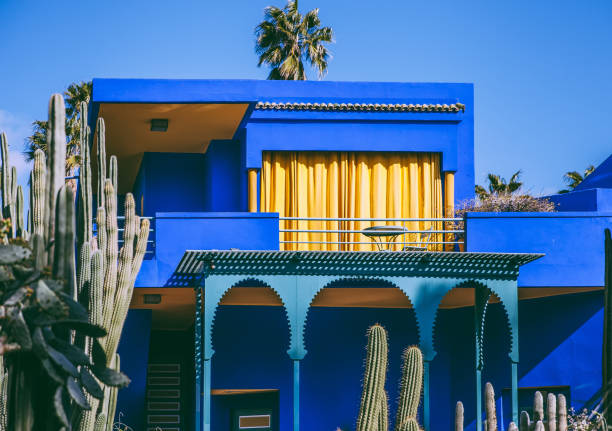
[
  {"xmin": 475, "ymin": 170, "xmax": 523, "ymax": 199},
  {"xmin": 255, "ymin": 0, "xmax": 333, "ymax": 80},
  {"xmin": 558, "ymin": 165, "xmax": 595, "ymax": 193},
  {"xmin": 24, "ymin": 81, "xmax": 91, "ymax": 173}
]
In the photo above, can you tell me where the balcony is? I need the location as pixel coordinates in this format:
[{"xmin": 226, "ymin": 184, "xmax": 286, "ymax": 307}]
[{"xmin": 278, "ymin": 216, "xmax": 464, "ymax": 251}]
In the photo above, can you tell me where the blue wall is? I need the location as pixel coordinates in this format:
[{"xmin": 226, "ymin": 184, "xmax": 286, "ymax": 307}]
[
  {"xmin": 207, "ymin": 290, "xmax": 603, "ymax": 431},
  {"xmin": 466, "ymin": 212, "xmax": 612, "ymax": 287},
  {"xmin": 548, "ymin": 188, "xmax": 612, "ymax": 212},
  {"xmin": 93, "ymin": 79, "xmax": 475, "ymax": 206},
  {"xmin": 116, "ymin": 309, "xmax": 152, "ymax": 430},
  {"xmin": 133, "ymin": 152, "xmax": 207, "ymax": 216},
  {"xmin": 204, "ymin": 140, "xmax": 244, "ymax": 212},
  {"xmin": 135, "ymin": 212, "xmax": 280, "ymax": 287}
]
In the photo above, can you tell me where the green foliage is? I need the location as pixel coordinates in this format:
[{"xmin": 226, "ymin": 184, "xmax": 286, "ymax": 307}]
[
  {"xmin": 475, "ymin": 171, "xmax": 523, "ymax": 199},
  {"xmin": 255, "ymin": 0, "xmax": 333, "ymax": 80},
  {"xmin": 558, "ymin": 165, "xmax": 595, "ymax": 194},
  {"xmin": 24, "ymin": 81, "xmax": 91, "ymax": 173}
]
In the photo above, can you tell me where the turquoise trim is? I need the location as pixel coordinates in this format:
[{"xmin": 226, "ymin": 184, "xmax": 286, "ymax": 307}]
[{"xmin": 189, "ymin": 250, "xmax": 528, "ymax": 430}]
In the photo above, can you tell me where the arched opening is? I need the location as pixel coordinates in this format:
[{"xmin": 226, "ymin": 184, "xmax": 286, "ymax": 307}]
[
  {"xmin": 302, "ymin": 278, "xmax": 419, "ymax": 431},
  {"xmin": 432, "ymin": 283, "xmax": 512, "ymax": 431},
  {"xmin": 211, "ymin": 279, "xmax": 292, "ymax": 431}
]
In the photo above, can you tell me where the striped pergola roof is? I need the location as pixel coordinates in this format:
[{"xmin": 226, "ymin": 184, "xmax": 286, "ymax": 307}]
[{"xmin": 174, "ymin": 250, "xmax": 543, "ymax": 283}]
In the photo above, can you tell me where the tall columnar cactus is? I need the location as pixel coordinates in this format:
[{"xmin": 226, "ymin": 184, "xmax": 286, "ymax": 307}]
[
  {"xmin": 558, "ymin": 394, "xmax": 567, "ymax": 431},
  {"xmin": 485, "ymin": 382, "xmax": 497, "ymax": 431},
  {"xmin": 398, "ymin": 417, "xmax": 420, "ymax": 431},
  {"xmin": 455, "ymin": 401, "xmax": 464, "ymax": 431},
  {"xmin": 460, "ymin": 383, "xmax": 569, "ymax": 431},
  {"xmin": 395, "ymin": 346, "xmax": 423, "ymax": 431},
  {"xmin": 357, "ymin": 324, "xmax": 389, "ymax": 431},
  {"xmin": 0, "ymin": 93, "xmax": 150, "ymax": 431}
]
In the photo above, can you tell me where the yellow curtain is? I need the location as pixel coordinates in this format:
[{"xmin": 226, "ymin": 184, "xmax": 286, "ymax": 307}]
[{"xmin": 261, "ymin": 152, "xmax": 443, "ymax": 251}]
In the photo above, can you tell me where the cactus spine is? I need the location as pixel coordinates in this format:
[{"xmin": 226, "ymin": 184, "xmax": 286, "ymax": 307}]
[
  {"xmin": 395, "ymin": 346, "xmax": 423, "ymax": 431},
  {"xmin": 357, "ymin": 324, "xmax": 388, "ymax": 431}
]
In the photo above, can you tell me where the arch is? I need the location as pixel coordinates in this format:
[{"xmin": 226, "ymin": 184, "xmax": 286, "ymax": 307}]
[
  {"xmin": 300, "ymin": 276, "xmax": 420, "ymax": 431},
  {"xmin": 203, "ymin": 275, "xmax": 295, "ymax": 359}
]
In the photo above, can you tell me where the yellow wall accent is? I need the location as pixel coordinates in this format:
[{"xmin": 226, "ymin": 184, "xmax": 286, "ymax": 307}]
[
  {"xmin": 261, "ymin": 152, "xmax": 443, "ymax": 251},
  {"xmin": 248, "ymin": 169, "xmax": 258, "ymax": 212},
  {"xmin": 444, "ymin": 171, "xmax": 455, "ymax": 251}
]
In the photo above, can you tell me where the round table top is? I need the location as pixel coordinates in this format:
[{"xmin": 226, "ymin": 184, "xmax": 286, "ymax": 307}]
[{"xmin": 361, "ymin": 225, "xmax": 409, "ymax": 238}]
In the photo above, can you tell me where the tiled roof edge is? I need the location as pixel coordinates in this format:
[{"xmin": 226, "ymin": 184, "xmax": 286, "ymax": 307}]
[{"xmin": 254, "ymin": 101, "xmax": 466, "ymax": 113}]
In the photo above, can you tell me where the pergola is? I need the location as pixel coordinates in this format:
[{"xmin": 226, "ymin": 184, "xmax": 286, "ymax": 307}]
[{"xmin": 175, "ymin": 250, "xmax": 542, "ymax": 431}]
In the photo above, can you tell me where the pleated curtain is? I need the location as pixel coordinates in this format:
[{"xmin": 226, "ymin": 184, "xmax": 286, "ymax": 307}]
[{"xmin": 261, "ymin": 151, "xmax": 443, "ymax": 251}]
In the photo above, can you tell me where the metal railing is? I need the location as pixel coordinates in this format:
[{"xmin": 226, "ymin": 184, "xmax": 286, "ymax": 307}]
[
  {"xmin": 279, "ymin": 217, "xmax": 464, "ymax": 251},
  {"xmin": 94, "ymin": 216, "xmax": 156, "ymax": 256}
]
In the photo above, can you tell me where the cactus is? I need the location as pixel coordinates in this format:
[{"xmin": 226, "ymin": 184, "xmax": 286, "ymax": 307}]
[
  {"xmin": 109, "ymin": 155, "xmax": 118, "ymax": 195},
  {"xmin": 547, "ymin": 393, "xmax": 556, "ymax": 431},
  {"xmin": 534, "ymin": 391, "xmax": 544, "ymax": 422},
  {"xmin": 357, "ymin": 324, "xmax": 388, "ymax": 431},
  {"xmin": 93, "ymin": 413, "xmax": 107, "ymax": 431},
  {"xmin": 78, "ymin": 100, "xmax": 93, "ymax": 248},
  {"xmin": 520, "ymin": 411, "xmax": 530, "ymax": 431},
  {"xmin": 0, "ymin": 93, "xmax": 150, "ymax": 431},
  {"xmin": 44, "ymin": 94, "xmax": 67, "ymax": 266},
  {"xmin": 395, "ymin": 346, "xmax": 423, "ymax": 431},
  {"xmin": 15, "ymin": 185, "xmax": 24, "ymax": 239},
  {"xmin": 455, "ymin": 401, "xmax": 464, "ymax": 431},
  {"xmin": 96, "ymin": 118, "xmax": 107, "ymax": 209},
  {"xmin": 460, "ymin": 383, "xmax": 569, "ymax": 431},
  {"xmin": 558, "ymin": 395, "xmax": 567, "ymax": 431},
  {"xmin": 30, "ymin": 149, "xmax": 46, "ymax": 238},
  {"xmin": 398, "ymin": 417, "xmax": 420, "ymax": 431},
  {"xmin": 485, "ymin": 382, "xmax": 497, "ymax": 431}
]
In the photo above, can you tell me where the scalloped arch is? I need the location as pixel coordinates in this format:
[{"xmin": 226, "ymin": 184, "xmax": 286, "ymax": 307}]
[
  {"xmin": 430, "ymin": 279, "xmax": 515, "ymax": 363},
  {"xmin": 302, "ymin": 276, "xmax": 421, "ymax": 352}
]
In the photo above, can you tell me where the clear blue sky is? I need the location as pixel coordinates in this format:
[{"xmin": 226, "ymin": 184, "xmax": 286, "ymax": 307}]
[{"xmin": 1, "ymin": 0, "xmax": 611, "ymax": 195}]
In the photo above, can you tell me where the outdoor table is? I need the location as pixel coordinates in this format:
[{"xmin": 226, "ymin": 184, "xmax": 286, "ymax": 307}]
[{"xmin": 361, "ymin": 225, "xmax": 409, "ymax": 251}]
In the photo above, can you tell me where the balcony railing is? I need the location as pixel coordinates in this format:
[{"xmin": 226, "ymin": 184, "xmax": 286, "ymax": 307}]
[
  {"xmin": 279, "ymin": 217, "xmax": 464, "ymax": 251},
  {"xmin": 94, "ymin": 216, "xmax": 156, "ymax": 256}
]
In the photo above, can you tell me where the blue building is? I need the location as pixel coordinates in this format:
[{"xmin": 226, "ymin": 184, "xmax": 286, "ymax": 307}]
[{"xmin": 89, "ymin": 79, "xmax": 612, "ymax": 431}]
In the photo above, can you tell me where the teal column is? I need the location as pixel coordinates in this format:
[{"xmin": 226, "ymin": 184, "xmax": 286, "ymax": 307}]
[
  {"xmin": 475, "ymin": 368, "xmax": 482, "ymax": 431},
  {"xmin": 474, "ymin": 286, "xmax": 490, "ymax": 431},
  {"xmin": 511, "ymin": 361, "xmax": 519, "ymax": 424},
  {"xmin": 194, "ymin": 286, "xmax": 203, "ymax": 431},
  {"xmin": 293, "ymin": 360, "xmax": 300, "ymax": 431},
  {"xmin": 203, "ymin": 358, "xmax": 212, "ymax": 431},
  {"xmin": 423, "ymin": 360, "xmax": 431, "ymax": 431}
]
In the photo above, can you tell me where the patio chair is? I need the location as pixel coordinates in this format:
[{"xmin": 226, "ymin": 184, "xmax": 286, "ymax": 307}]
[{"xmin": 402, "ymin": 226, "xmax": 434, "ymax": 251}]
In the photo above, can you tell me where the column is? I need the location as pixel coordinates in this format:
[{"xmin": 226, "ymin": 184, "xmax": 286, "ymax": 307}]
[
  {"xmin": 293, "ymin": 359, "xmax": 301, "ymax": 431},
  {"xmin": 203, "ymin": 358, "xmax": 212, "ymax": 431},
  {"xmin": 423, "ymin": 360, "xmax": 431, "ymax": 431},
  {"xmin": 194, "ymin": 287, "xmax": 203, "ymax": 431},
  {"xmin": 248, "ymin": 168, "xmax": 258, "ymax": 212},
  {"xmin": 444, "ymin": 171, "xmax": 455, "ymax": 251},
  {"xmin": 511, "ymin": 361, "xmax": 519, "ymax": 424}
]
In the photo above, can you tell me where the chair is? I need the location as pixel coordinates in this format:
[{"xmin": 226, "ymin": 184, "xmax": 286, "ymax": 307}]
[{"xmin": 402, "ymin": 226, "xmax": 434, "ymax": 251}]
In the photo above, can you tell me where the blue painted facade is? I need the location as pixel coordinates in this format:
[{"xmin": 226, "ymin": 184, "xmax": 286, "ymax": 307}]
[{"xmin": 94, "ymin": 78, "xmax": 611, "ymax": 431}]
